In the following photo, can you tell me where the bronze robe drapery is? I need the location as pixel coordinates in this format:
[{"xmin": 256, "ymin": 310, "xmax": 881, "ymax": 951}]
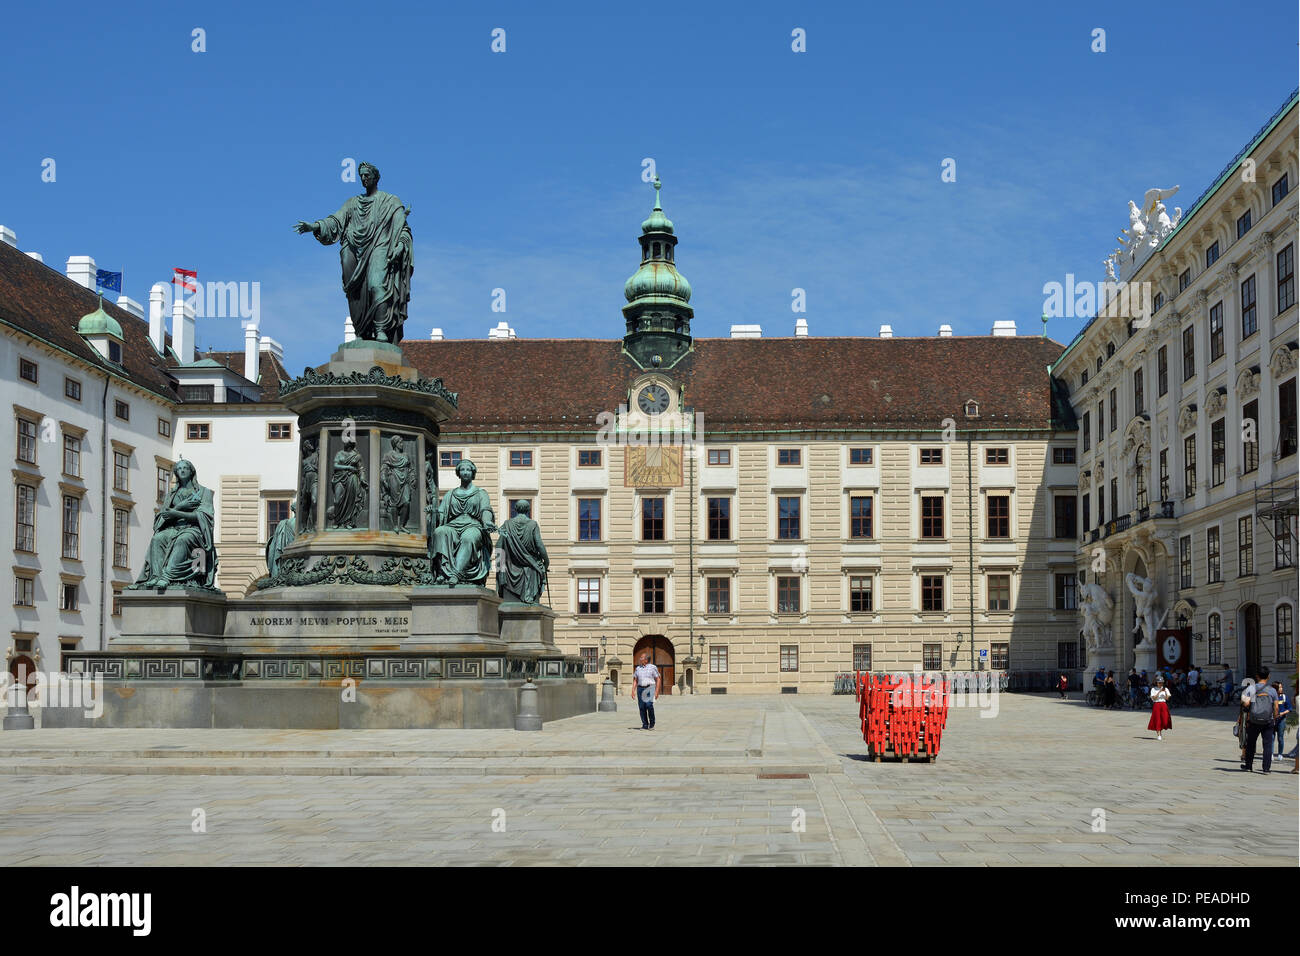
[
  {"xmin": 313, "ymin": 190, "xmax": 412, "ymax": 343},
  {"xmin": 130, "ymin": 483, "xmax": 218, "ymax": 589},
  {"xmin": 496, "ymin": 515, "xmax": 549, "ymax": 604}
]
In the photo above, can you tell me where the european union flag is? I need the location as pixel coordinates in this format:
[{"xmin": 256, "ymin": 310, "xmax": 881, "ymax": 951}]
[{"xmin": 95, "ymin": 269, "xmax": 122, "ymax": 293}]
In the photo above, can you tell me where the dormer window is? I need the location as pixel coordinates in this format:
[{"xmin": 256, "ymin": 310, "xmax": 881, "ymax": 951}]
[
  {"xmin": 108, "ymin": 341, "xmax": 122, "ymax": 363},
  {"xmin": 964, "ymin": 399, "xmax": 980, "ymax": 419}
]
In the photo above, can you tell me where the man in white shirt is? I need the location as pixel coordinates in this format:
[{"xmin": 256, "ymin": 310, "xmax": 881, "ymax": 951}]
[{"xmin": 632, "ymin": 652, "xmax": 661, "ymax": 730}]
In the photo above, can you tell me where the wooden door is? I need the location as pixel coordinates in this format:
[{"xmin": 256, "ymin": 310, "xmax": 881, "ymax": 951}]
[{"xmin": 633, "ymin": 635, "xmax": 675, "ymax": 695}]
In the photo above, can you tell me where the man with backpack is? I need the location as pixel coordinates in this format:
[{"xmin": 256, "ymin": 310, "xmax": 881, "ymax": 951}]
[{"xmin": 1241, "ymin": 667, "xmax": 1280, "ymax": 773}]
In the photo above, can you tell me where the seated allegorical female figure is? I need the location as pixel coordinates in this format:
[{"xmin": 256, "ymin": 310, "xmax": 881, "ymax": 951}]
[
  {"xmin": 427, "ymin": 459, "xmax": 495, "ymax": 587},
  {"xmin": 129, "ymin": 459, "xmax": 219, "ymax": 590}
]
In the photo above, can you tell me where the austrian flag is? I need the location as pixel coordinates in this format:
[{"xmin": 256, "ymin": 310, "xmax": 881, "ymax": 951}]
[{"xmin": 171, "ymin": 268, "xmax": 198, "ymax": 292}]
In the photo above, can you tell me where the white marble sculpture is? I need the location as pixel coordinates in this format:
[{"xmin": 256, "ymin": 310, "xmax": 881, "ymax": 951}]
[
  {"xmin": 1079, "ymin": 582, "xmax": 1115, "ymax": 652},
  {"xmin": 1116, "ymin": 186, "xmax": 1183, "ymax": 275},
  {"xmin": 1125, "ymin": 572, "xmax": 1168, "ymax": 650}
]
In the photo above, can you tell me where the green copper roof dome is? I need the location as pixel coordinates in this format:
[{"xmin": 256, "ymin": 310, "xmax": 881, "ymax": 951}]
[
  {"xmin": 77, "ymin": 296, "xmax": 123, "ymax": 339},
  {"xmin": 624, "ymin": 262, "xmax": 692, "ymax": 303},
  {"xmin": 641, "ymin": 179, "xmax": 675, "ymax": 234}
]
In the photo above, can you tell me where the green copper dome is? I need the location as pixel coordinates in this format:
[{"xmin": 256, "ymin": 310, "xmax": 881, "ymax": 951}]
[
  {"xmin": 77, "ymin": 296, "xmax": 123, "ymax": 339},
  {"xmin": 624, "ymin": 261, "xmax": 692, "ymax": 303}
]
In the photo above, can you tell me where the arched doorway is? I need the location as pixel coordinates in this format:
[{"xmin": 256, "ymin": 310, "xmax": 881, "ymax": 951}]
[
  {"xmin": 1241, "ymin": 604, "xmax": 1261, "ymax": 676},
  {"xmin": 8, "ymin": 655, "xmax": 37, "ymax": 697},
  {"xmin": 632, "ymin": 635, "xmax": 675, "ymax": 695}
]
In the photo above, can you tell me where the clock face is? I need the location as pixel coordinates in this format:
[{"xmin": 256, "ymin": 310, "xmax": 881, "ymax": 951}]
[{"xmin": 637, "ymin": 384, "xmax": 671, "ymax": 415}]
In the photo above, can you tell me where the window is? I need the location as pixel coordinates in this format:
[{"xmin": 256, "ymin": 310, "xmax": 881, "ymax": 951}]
[
  {"xmin": 1205, "ymin": 241, "xmax": 1219, "ymax": 268},
  {"xmin": 849, "ymin": 495, "xmax": 873, "ymax": 538},
  {"xmin": 922, "ymin": 644, "xmax": 942, "ymax": 670},
  {"xmin": 1178, "ymin": 269, "xmax": 1191, "ymax": 293},
  {"xmin": 1210, "ymin": 418, "xmax": 1225, "ymax": 487},
  {"xmin": 1278, "ymin": 605, "xmax": 1295, "ymax": 663},
  {"xmin": 1055, "ymin": 573, "xmax": 1077, "ymax": 611},
  {"xmin": 62, "ymin": 494, "xmax": 80, "ymax": 559},
  {"xmin": 985, "ymin": 447, "xmax": 1008, "ymax": 465},
  {"xmin": 19, "ymin": 358, "xmax": 37, "ymax": 383},
  {"xmin": 509, "ymin": 450, "xmax": 533, "ymax": 468},
  {"xmin": 1237, "ymin": 209, "xmax": 1252, "ymax": 239},
  {"xmin": 439, "ymin": 450, "xmax": 462, "ymax": 468},
  {"xmin": 1054, "ymin": 496, "xmax": 1076, "ymax": 539},
  {"xmin": 777, "ymin": 576, "xmax": 800, "ymax": 613},
  {"xmin": 641, "ymin": 577, "xmax": 665, "ymax": 613},
  {"xmin": 777, "ymin": 496, "xmax": 801, "ymax": 540},
  {"xmin": 777, "ymin": 448, "xmax": 801, "ymax": 466},
  {"xmin": 990, "ymin": 643, "xmax": 1009, "ymax": 669},
  {"xmin": 921, "ymin": 495, "xmax": 944, "ymax": 539},
  {"xmin": 1276, "ymin": 515, "xmax": 1295, "ymax": 568},
  {"xmin": 16, "ymin": 418, "xmax": 37, "ymax": 464},
  {"xmin": 1239, "ymin": 275, "xmax": 1258, "ymax": 340},
  {"xmin": 108, "ymin": 342, "xmax": 122, "ymax": 363},
  {"xmin": 114, "ymin": 400, "xmax": 129, "ymax": 421},
  {"xmin": 186, "ymin": 423, "xmax": 210, "ymax": 441},
  {"xmin": 706, "ymin": 497, "xmax": 730, "ymax": 540},
  {"xmin": 987, "ymin": 574, "xmax": 1010, "ymax": 611},
  {"xmin": 266, "ymin": 499, "xmax": 290, "ymax": 536},
  {"xmin": 1133, "ymin": 369, "xmax": 1144, "ymax": 415},
  {"xmin": 580, "ymin": 647, "xmax": 599, "ymax": 674},
  {"xmin": 1135, "ymin": 460, "xmax": 1148, "ymax": 510},
  {"xmin": 1182, "ymin": 326, "xmax": 1195, "ymax": 381},
  {"xmin": 1097, "ymin": 356, "xmax": 1103, "ymax": 372},
  {"xmin": 1110, "ymin": 478, "xmax": 1118, "ymax": 521},
  {"xmin": 112, "ymin": 588, "xmax": 122, "ymax": 617},
  {"xmin": 1097, "ymin": 401, "xmax": 1104, "ymax": 442},
  {"xmin": 919, "ymin": 448, "xmax": 943, "ymax": 465},
  {"xmin": 267, "ymin": 422, "xmax": 292, "ymax": 440},
  {"xmin": 1082, "ymin": 411, "xmax": 1091, "ymax": 452},
  {"xmin": 577, "ymin": 498, "xmax": 601, "ymax": 541},
  {"xmin": 1052, "ymin": 447, "xmax": 1076, "ymax": 464},
  {"xmin": 63, "ymin": 435, "xmax": 81, "ymax": 477},
  {"xmin": 1239, "ymin": 516, "xmax": 1254, "ymax": 576},
  {"xmin": 852, "ymin": 644, "xmax": 872, "ymax": 672},
  {"xmin": 780, "ymin": 645, "xmax": 799, "ymax": 672},
  {"xmin": 1179, "ymin": 535, "xmax": 1192, "ymax": 589},
  {"xmin": 1159, "ymin": 449, "xmax": 1169, "ymax": 500},
  {"xmin": 1097, "ymin": 484, "xmax": 1105, "ymax": 525},
  {"xmin": 1157, "ymin": 346, "xmax": 1168, "ymax": 397},
  {"xmin": 1206, "ymin": 527, "xmax": 1221, "ymax": 583},
  {"xmin": 1279, "ymin": 378, "xmax": 1298, "ymax": 458},
  {"xmin": 1081, "ymin": 493, "xmax": 1090, "ymax": 532},
  {"xmin": 706, "ymin": 577, "xmax": 730, "ymax": 614},
  {"xmin": 157, "ymin": 417, "xmax": 171, "ymax": 438},
  {"xmin": 1183, "ymin": 435, "xmax": 1196, "ymax": 497},
  {"xmin": 641, "ymin": 497, "xmax": 665, "ymax": 540},
  {"xmin": 849, "ymin": 575, "xmax": 873, "ymax": 613},
  {"xmin": 1279, "ymin": 244, "xmax": 1296, "ymax": 314},
  {"xmin": 578, "ymin": 449, "xmax": 601, "ymax": 467},
  {"xmin": 14, "ymin": 575, "xmax": 34, "ymax": 607},
  {"xmin": 1108, "ymin": 389, "xmax": 1117, "ymax": 431},
  {"xmin": 1152, "ymin": 292, "xmax": 1164, "ymax": 314},
  {"xmin": 1208, "ymin": 613, "xmax": 1222, "ymax": 664},
  {"xmin": 921, "ymin": 574, "xmax": 944, "ymax": 612},
  {"xmin": 1107, "ymin": 341, "xmax": 1115, "ymax": 358},
  {"xmin": 1242, "ymin": 399, "xmax": 1259, "ymax": 474},
  {"xmin": 1273, "ymin": 173, "xmax": 1290, "ymax": 207},
  {"xmin": 64, "ymin": 377, "xmax": 81, "ymax": 401},
  {"xmin": 707, "ymin": 448, "xmax": 731, "ymax": 466},
  {"xmin": 1058, "ymin": 642, "xmax": 1078, "ymax": 669},
  {"xmin": 110, "ymin": 508, "xmax": 130, "ymax": 568},
  {"xmin": 986, "ymin": 495, "xmax": 1010, "ymax": 538},
  {"xmin": 157, "ymin": 467, "xmax": 171, "ymax": 504},
  {"xmin": 113, "ymin": 451, "xmax": 130, "ymax": 492},
  {"xmin": 561, "ymin": 576, "xmax": 595, "ymax": 616},
  {"xmin": 1209, "ymin": 302, "xmax": 1224, "ymax": 361},
  {"xmin": 710, "ymin": 645, "xmax": 728, "ymax": 673},
  {"xmin": 1080, "ymin": 370, "xmax": 1089, "ymax": 388},
  {"xmin": 15, "ymin": 484, "xmax": 35, "ymax": 551},
  {"xmin": 179, "ymin": 384, "xmax": 213, "ymax": 403},
  {"xmin": 849, "ymin": 448, "xmax": 873, "ymax": 465}
]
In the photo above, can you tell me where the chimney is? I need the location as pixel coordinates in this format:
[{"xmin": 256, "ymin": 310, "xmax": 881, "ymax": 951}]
[
  {"xmin": 343, "ymin": 316, "xmax": 356, "ymax": 343},
  {"xmin": 794, "ymin": 318, "xmax": 809, "ymax": 336},
  {"xmin": 26, "ymin": 252, "xmax": 43, "ymax": 263},
  {"xmin": 258, "ymin": 336, "xmax": 285, "ymax": 362},
  {"xmin": 729, "ymin": 324, "xmax": 762, "ymax": 338},
  {"xmin": 878, "ymin": 325, "xmax": 893, "ymax": 338},
  {"xmin": 66, "ymin": 255, "xmax": 96, "ymax": 289},
  {"xmin": 488, "ymin": 320, "xmax": 516, "ymax": 340},
  {"xmin": 243, "ymin": 318, "xmax": 260, "ymax": 381},
  {"xmin": 991, "ymin": 320, "xmax": 1017, "ymax": 337},
  {"xmin": 429, "ymin": 328, "xmax": 444, "ymax": 341},
  {"xmin": 171, "ymin": 294, "xmax": 196, "ymax": 363},
  {"xmin": 937, "ymin": 324, "xmax": 953, "ymax": 337},
  {"xmin": 116, "ymin": 295, "xmax": 144, "ymax": 318},
  {"xmin": 148, "ymin": 283, "xmax": 167, "ymax": 353},
  {"xmin": 0, "ymin": 226, "xmax": 16, "ymax": 247}
]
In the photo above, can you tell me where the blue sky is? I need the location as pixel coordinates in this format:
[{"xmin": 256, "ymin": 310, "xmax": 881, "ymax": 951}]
[{"xmin": 1, "ymin": 0, "xmax": 1296, "ymax": 369}]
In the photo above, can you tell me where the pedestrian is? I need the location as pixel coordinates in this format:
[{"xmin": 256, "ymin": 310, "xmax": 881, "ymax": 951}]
[
  {"xmin": 1270, "ymin": 680, "xmax": 1289, "ymax": 758},
  {"xmin": 1234, "ymin": 678, "xmax": 1254, "ymax": 760},
  {"xmin": 1057, "ymin": 674, "xmax": 1068, "ymax": 699},
  {"xmin": 632, "ymin": 651, "xmax": 661, "ymax": 730},
  {"xmin": 1103, "ymin": 670, "xmax": 1118, "ymax": 708},
  {"xmin": 1240, "ymin": 667, "xmax": 1279, "ymax": 773},
  {"xmin": 1148, "ymin": 675, "xmax": 1172, "ymax": 740},
  {"xmin": 1127, "ymin": 668, "xmax": 1141, "ymax": 709}
]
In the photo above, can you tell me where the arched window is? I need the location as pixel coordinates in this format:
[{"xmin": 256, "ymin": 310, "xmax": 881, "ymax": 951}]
[
  {"xmin": 1208, "ymin": 613, "xmax": 1222, "ymax": 664},
  {"xmin": 1106, "ymin": 341, "xmax": 1116, "ymax": 358},
  {"xmin": 652, "ymin": 242, "xmax": 660, "ymax": 258},
  {"xmin": 1097, "ymin": 356, "xmax": 1104, "ymax": 372},
  {"xmin": 1278, "ymin": 604, "xmax": 1295, "ymax": 663}
]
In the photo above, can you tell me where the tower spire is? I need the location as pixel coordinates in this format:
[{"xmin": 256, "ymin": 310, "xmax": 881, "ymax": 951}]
[{"xmin": 622, "ymin": 178, "xmax": 693, "ymax": 369}]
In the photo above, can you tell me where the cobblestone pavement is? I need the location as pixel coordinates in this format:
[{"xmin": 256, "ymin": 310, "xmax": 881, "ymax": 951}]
[{"xmin": 0, "ymin": 693, "xmax": 1293, "ymax": 865}]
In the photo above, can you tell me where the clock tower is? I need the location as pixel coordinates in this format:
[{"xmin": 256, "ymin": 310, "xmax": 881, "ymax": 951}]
[{"xmin": 622, "ymin": 178, "xmax": 694, "ymax": 369}]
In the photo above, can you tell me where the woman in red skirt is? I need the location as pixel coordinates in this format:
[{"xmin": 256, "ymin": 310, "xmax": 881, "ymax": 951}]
[{"xmin": 1148, "ymin": 674, "xmax": 1173, "ymax": 740}]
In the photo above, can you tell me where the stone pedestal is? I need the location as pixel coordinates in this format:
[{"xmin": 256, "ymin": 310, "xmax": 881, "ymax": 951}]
[
  {"xmin": 497, "ymin": 602, "xmax": 556, "ymax": 654},
  {"xmin": 1134, "ymin": 643, "xmax": 1157, "ymax": 675},
  {"xmin": 407, "ymin": 587, "xmax": 505, "ymax": 652},
  {"xmin": 115, "ymin": 588, "xmax": 228, "ymax": 653}
]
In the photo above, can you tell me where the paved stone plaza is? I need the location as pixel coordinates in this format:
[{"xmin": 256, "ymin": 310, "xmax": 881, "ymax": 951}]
[{"xmin": 0, "ymin": 693, "xmax": 1294, "ymax": 866}]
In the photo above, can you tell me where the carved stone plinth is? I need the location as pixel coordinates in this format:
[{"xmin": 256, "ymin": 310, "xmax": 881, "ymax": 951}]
[
  {"xmin": 406, "ymin": 586, "xmax": 505, "ymax": 653},
  {"xmin": 497, "ymin": 602, "xmax": 557, "ymax": 654},
  {"xmin": 113, "ymin": 588, "xmax": 229, "ymax": 654}
]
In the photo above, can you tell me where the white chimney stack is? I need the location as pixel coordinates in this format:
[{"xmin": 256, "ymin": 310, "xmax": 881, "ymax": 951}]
[
  {"xmin": 729, "ymin": 324, "xmax": 762, "ymax": 338},
  {"xmin": 172, "ymin": 295, "xmax": 196, "ymax": 364},
  {"xmin": 938, "ymin": 324, "xmax": 953, "ymax": 337},
  {"xmin": 429, "ymin": 328, "xmax": 444, "ymax": 341},
  {"xmin": 243, "ymin": 318, "xmax": 260, "ymax": 381},
  {"xmin": 26, "ymin": 252, "xmax": 43, "ymax": 263},
  {"xmin": 0, "ymin": 226, "xmax": 16, "ymax": 247},
  {"xmin": 343, "ymin": 316, "xmax": 356, "ymax": 343},
  {"xmin": 488, "ymin": 320, "xmax": 516, "ymax": 340},
  {"xmin": 878, "ymin": 325, "xmax": 893, "ymax": 338},
  {"xmin": 794, "ymin": 318, "xmax": 809, "ymax": 336},
  {"xmin": 148, "ymin": 283, "xmax": 167, "ymax": 353},
  {"xmin": 66, "ymin": 255, "xmax": 96, "ymax": 289},
  {"xmin": 116, "ymin": 295, "xmax": 143, "ymax": 319},
  {"xmin": 991, "ymin": 320, "xmax": 1017, "ymax": 337},
  {"xmin": 258, "ymin": 336, "xmax": 284, "ymax": 361}
]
